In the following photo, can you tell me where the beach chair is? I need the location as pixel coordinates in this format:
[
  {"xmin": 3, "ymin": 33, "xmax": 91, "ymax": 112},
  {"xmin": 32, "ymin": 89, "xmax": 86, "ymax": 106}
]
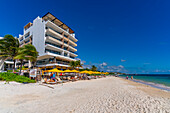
[{"xmin": 56, "ymin": 77, "xmax": 63, "ymax": 83}]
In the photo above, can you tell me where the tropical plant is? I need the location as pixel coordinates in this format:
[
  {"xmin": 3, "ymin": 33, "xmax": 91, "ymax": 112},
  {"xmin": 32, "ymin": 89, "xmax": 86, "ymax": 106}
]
[
  {"xmin": 14, "ymin": 44, "xmax": 38, "ymax": 74},
  {"xmin": 69, "ymin": 61, "xmax": 77, "ymax": 69},
  {"xmin": 91, "ymin": 65, "xmax": 97, "ymax": 71},
  {"xmin": 69, "ymin": 60, "xmax": 83, "ymax": 70},
  {"xmin": 76, "ymin": 60, "xmax": 82, "ymax": 70},
  {"xmin": 0, "ymin": 35, "xmax": 19, "ymax": 72},
  {"xmin": 0, "ymin": 72, "xmax": 35, "ymax": 83}
]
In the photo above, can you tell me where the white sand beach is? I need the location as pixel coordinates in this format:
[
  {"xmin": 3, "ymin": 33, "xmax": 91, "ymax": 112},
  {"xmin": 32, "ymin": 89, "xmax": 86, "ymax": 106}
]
[{"xmin": 0, "ymin": 77, "xmax": 170, "ymax": 113}]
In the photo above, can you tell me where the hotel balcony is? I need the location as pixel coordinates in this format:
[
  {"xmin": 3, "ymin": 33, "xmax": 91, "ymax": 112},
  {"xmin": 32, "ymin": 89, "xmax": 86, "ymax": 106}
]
[
  {"xmin": 45, "ymin": 20, "xmax": 78, "ymax": 42},
  {"xmin": 45, "ymin": 42, "xmax": 77, "ymax": 57},
  {"xmin": 45, "ymin": 32, "xmax": 77, "ymax": 52},
  {"xmin": 43, "ymin": 50, "xmax": 76, "ymax": 62},
  {"xmin": 45, "ymin": 43, "xmax": 63, "ymax": 53},
  {"xmin": 46, "ymin": 35, "xmax": 63, "ymax": 45},
  {"xmin": 46, "ymin": 25, "xmax": 77, "ymax": 47}
]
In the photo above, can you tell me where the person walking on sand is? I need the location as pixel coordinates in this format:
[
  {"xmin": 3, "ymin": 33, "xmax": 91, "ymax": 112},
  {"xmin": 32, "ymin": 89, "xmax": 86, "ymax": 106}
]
[
  {"xmin": 131, "ymin": 76, "xmax": 133, "ymax": 80},
  {"xmin": 52, "ymin": 72, "xmax": 56, "ymax": 81},
  {"xmin": 126, "ymin": 76, "xmax": 128, "ymax": 79}
]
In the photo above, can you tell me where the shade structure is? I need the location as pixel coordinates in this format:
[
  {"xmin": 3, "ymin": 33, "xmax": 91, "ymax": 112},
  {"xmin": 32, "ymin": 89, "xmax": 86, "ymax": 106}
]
[
  {"xmin": 43, "ymin": 70, "xmax": 50, "ymax": 72},
  {"xmin": 105, "ymin": 72, "xmax": 109, "ymax": 74},
  {"xmin": 101, "ymin": 72, "xmax": 105, "ymax": 74},
  {"xmin": 88, "ymin": 71, "xmax": 94, "ymax": 74},
  {"xmin": 63, "ymin": 69, "xmax": 73, "ymax": 73},
  {"xmin": 48, "ymin": 68, "xmax": 64, "ymax": 73},
  {"xmin": 71, "ymin": 70, "xmax": 79, "ymax": 73},
  {"xmin": 80, "ymin": 70, "xmax": 93, "ymax": 74},
  {"xmin": 80, "ymin": 70, "xmax": 89, "ymax": 74}
]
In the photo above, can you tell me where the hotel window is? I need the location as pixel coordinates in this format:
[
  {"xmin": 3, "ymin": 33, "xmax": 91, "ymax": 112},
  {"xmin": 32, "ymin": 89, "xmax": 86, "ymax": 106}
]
[
  {"xmin": 45, "ymin": 49, "xmax": 61, "ymax": 55},
  {"xmin": 20, "ymin": 37, "xmax": 23, "ymax": 41},
  {"xmin": 25, "ymin": 32, "xmax": 30, "ymax": 39},
  {"xmin": 64, "ymin": 53, "xmax": 67, "ymax": 56},
  {"xmin": 64, "ymin": 34, "xmax": 68, "ymax": 38},
  {"xmin": 25, "ymin": 40, "xmax": 30, "ymax": 44},
  {"xmin": 70, "ymin": 56, "xmax": 75, "ymax": 59},
  {"xmin": 64, "ymin": 47, "xmax": 67, "ymax": 50},
  {"xmin": 64, "ymin": 41, "xmax": 68, "ymax": 44}
]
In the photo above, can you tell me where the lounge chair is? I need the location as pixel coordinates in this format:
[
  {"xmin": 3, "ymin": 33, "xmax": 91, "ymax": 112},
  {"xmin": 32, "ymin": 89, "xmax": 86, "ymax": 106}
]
[{"xmin": 56, "ymin": 77, "xmax": 63, "ymax": 83}]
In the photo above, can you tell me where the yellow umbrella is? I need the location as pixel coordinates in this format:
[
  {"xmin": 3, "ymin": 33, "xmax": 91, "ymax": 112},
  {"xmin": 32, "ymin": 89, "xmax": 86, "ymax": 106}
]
[
  {"xmin": 48, "ymin": 68, "xmax": 64, "ymax": 73},
  {"xmin": 42, "ymin": 70, "xmax": 50, "ymax": 75},
  {"xmin": 63, "ymin": 69, "xmax": 73, "ymax": 73},
  {"xmin": 101, "ymin": 72, "xmax": 105, "ymax": 74},
  {"xmin": 87, "ymin": 71, "xmax": 94, "ymax": 74},
  {"xmin": 80, "ymin": 70, "xmax": 89, "ymax": 73},
  {"xmin": 71, "ymin": 70, "xmax": 79, "ymax": 73},
  {"xmin": 92, "ymin": 71, "xmax": 98, "ymax": 74},
  {"xmin": 105, "ymin": 72, "xmax": 109, "ymax": 74}
]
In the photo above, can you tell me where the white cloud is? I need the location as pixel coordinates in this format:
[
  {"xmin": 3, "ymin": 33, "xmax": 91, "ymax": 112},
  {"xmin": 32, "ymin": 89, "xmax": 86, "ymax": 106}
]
[
  {"xmin": 121, "ymin": 59, "xmax": 126, "ymax": 62},
  {"xmin": 118, "ymin": 65, "xmax": 124, "ymax": 68},
  {"xmin": 100, "ymin": 62, "xmax": 107, "ymax": 66},
  {"xmin": 81, "ymin": 61, "xmax": 86, "ymax": 64}
]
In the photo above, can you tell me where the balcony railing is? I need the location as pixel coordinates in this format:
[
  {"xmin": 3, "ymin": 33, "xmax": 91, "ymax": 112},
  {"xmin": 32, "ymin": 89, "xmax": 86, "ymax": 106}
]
[
  {"xmin": 45, "ymin": 49, "xmax": 75, "ymax": 59},
  {"xmin": 46, "ymin": 20, "xmax": 71, "ymax": 35},
  {"xmin": 45, "ymin": 42, "xmax": 62, "ymax": 49},
  {"xmin": 25, "ymin": 40, "xmax": 30, "ymax": 44},
  {"xmin": 20, "ymin": 38, "xmax": 24, "ymax": 42},
  {"xmin": 46, "ymin": 27, "xmax": 62, "ymax": 35},
  {"xmin": 37, "ymin": 60, "xmax": 69, "ymax": 66},
  {"xmin": 45, "ymin": 49, "xmax": 61, "ymax": 55},
  {"xmin": 46, "ymin": 34, "xmax": 62, "ymax": 42},
  {"xmin": 25, "ymin": 33, "xmax": 30, "ymax": 39}
]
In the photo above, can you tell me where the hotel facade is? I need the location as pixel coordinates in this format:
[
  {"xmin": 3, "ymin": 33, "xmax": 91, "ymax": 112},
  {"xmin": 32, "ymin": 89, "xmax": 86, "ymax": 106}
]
[{"xmin": 18, "ymin": 13, "xmax": 78, "ymax": 70}]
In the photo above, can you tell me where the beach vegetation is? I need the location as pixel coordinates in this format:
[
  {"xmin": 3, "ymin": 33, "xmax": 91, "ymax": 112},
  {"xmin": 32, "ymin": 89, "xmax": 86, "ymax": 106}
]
[
  {"xmin": 91, "ymin": 65, "xmax": 97, "ymax": 71},
  {"xmin": 14, "ymin": 44, "xmax": 38, "ymax": 74},
  {"xmin": 0, "ymin": 35, "xmax": 19, "ymax": 72},
  {"xmin": 69, "ymin": 60, "xmax": 82, "ymax": 70},
  {"xmin": 0, "ymin": 72, "xmax": 36, "ymax": 83}
]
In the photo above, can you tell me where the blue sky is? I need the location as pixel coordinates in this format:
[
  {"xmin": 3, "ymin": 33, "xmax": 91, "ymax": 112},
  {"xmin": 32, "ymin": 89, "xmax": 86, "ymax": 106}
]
[{"xmin": 1, "ymin": 0, "xmax": 170, "ymax": 73}]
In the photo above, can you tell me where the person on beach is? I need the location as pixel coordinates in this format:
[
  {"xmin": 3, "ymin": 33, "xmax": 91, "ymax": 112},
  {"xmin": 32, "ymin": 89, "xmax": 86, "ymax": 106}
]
[
  {"xmin": 126, "ymin": 76, "xmax": 128, "ymax": 79},
  {"xmin": 52, "ymin": 73, "xmax": 56, "ymax": 81},
  {"xmin": 131, "ymin": 76, "xmax": 133, "ymax": 80},
  {"xmin": 50, "ymin": 72, "xmax": 53, "ymax": 79}
]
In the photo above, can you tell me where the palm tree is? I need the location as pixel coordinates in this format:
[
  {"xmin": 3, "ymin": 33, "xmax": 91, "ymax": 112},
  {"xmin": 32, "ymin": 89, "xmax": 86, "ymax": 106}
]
[
  {"xmin": 91, "ymin": 65, "xmax": 97, "ymax": 71},
  {"xmin": 0, "ymin": 35, "xmax": 19, "ymax": 71},
  {"xmin": 76, "ymin": 60, "xmax": 82, "ymax": 70},
  {"xmin": 69, "ymin": 61, "xmax": 77, "ymax": 69},
  {"xmin": 15, "ymin": 44, "xmax": 38, "ymax": 74},
  {"xmin": 23, "ymin": 44, "xmax": 38, "ymax": 67}
]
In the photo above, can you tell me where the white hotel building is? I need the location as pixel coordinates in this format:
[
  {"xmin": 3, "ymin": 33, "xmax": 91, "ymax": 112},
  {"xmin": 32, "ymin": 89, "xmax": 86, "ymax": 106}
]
[{"xmin": 18, "ymin": 12, "xmax": 78, "ymax": 70}]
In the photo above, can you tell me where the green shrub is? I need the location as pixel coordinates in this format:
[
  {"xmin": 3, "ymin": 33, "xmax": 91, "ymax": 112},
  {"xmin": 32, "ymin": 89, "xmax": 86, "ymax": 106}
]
[
  {"xmin": 7, "ymin": 69, "xmax": 19, "ymax": 73},
  {"xmin": 0, "ymin": 72, "xmax": 36, "ymax": 83}
]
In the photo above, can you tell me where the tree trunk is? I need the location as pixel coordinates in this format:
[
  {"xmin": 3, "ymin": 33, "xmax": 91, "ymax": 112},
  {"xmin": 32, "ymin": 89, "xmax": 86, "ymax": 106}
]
[
  {"xmin": 28, "ymin": 60, "xmax": 31, "ymax": 69},
  {"xmin": 0, "ymin": 57, "xmax": 8, "ymax": 70},
  {"xmin": 19, "ymin": 60, "xmax": 23, "ymax": 75},
  {"xmin": 13, "ymin": 59, "xmax": 15, "ymax": 73}
]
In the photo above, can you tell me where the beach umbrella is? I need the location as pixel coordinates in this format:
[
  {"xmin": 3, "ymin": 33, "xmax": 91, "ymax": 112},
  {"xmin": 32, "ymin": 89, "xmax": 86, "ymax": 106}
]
[
  {"xmin": 80, "ymin": 70, "xmax": 89, "ymax": 74},
  {"xmin": 63, "ymin": 69, "xmax": 73, "ymax": 73},
  {"xmin": 71, "ymin": 70, "xmax": 79, "ymax": 76},
  {"xmin": 71, "ymin": 70, "xmax": 79, "ymax": 73},
  {"xmin": 105, "ymin": 72, "xmax": 109, "ymax": 75},
  {"xmin": 48, "ymin": 68, "xmax": 64, "ymax": 73},
  {"xmin": 42, "ymin": 70, "xmax": 49, "ymax": 75}
]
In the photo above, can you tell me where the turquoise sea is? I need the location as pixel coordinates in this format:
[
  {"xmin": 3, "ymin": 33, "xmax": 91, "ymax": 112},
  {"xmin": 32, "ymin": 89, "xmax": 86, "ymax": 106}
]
[{"xmin": 119, "ymin": 74, "xmax": 170, "ymax": 91}]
